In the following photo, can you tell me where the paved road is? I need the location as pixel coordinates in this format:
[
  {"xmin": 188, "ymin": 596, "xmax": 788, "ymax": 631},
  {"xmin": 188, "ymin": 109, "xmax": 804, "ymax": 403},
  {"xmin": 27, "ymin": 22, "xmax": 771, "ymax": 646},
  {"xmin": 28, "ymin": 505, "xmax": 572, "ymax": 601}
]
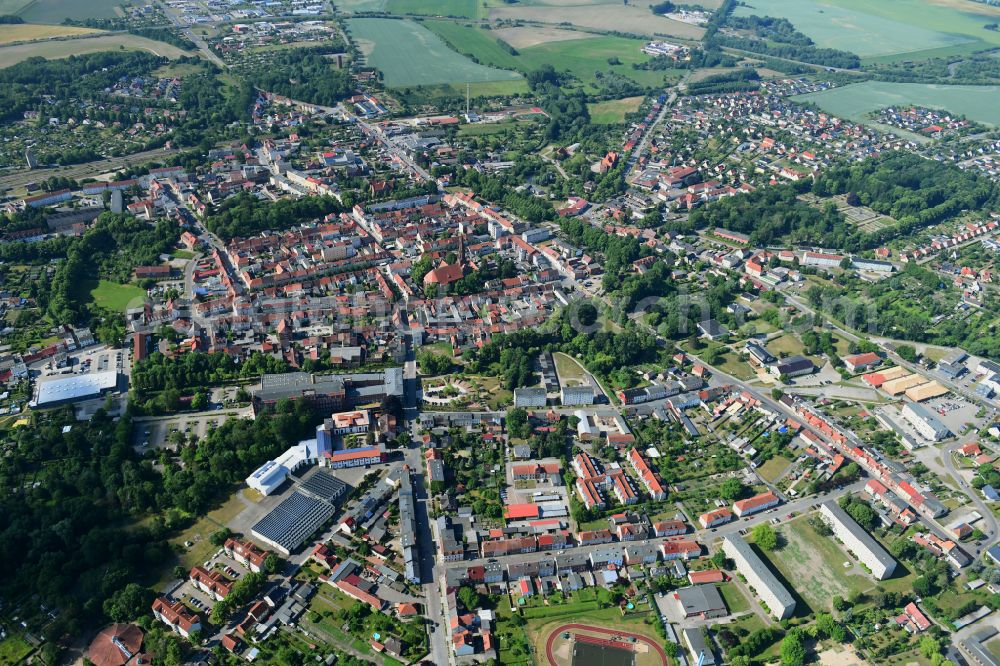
[
  {"xmin": 156, "ymin": 0, "xmax": 227, "ymax": 68},
  {"xmin": 943, "ymin": 442, "xmax": 998, "ymax": 558},
  {"xmin": 624, "ymin": 72, "xmax": 691, "ymax": 178}
]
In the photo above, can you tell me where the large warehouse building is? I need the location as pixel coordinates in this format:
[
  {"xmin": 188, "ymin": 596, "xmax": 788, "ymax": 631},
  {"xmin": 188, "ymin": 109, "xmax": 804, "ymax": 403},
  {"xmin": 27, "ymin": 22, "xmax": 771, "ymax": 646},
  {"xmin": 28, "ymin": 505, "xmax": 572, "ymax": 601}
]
[
  {"xmin": 250, "ymin": 468, "xmax": 348, "ymax": 555},
  {"xmin": 722, "ymin": 535, "xmax": 796, "ymax": 619},
  {"xmin": 820, "ymin": 500, "xmax": 897, "ymax": 580},
  {"xmin": 251, "ymin": 368, "xmax": 403, "ymax": 415},
  {"xmin": 32, "ymin": 370, "xmax": 122, "ymax": 408}
]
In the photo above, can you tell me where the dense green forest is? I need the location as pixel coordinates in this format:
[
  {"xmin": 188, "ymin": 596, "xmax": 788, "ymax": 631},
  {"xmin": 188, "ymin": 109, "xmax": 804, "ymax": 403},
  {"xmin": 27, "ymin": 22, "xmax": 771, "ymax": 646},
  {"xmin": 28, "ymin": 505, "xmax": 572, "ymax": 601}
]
[
  {"xmin": 0, "ymin": 400, "xmax": 318, "ymax": 656},
  {"xmin": 132, "ymin": 351, "xmax": 290, "ymax": 393}
]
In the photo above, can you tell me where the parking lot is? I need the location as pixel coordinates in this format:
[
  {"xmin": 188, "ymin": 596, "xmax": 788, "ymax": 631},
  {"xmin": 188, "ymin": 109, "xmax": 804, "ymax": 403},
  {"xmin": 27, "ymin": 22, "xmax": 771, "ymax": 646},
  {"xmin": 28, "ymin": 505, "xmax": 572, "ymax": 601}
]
[
  {"xmin": 132, "ymin": 408, "xmax": 250, "ymax": 451},
  {"xmin": 173, "ymin": 548, "xmax": 253, "ymax": 616},
  {"xmin": 925, "ymin": 395, "xmax": 981, "ymax": 436}
]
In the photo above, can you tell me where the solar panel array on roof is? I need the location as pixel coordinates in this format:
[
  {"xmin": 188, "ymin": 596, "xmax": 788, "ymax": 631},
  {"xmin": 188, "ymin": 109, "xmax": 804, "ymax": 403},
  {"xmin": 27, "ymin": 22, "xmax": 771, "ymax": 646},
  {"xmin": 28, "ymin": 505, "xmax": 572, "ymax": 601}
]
[
  {"xmin": 251, "ymin": 491, "xmax": 335, "ymax": 554},
  {"xmin": 300, "ymin": 469, "xmax": 349, "ymax": 502}
]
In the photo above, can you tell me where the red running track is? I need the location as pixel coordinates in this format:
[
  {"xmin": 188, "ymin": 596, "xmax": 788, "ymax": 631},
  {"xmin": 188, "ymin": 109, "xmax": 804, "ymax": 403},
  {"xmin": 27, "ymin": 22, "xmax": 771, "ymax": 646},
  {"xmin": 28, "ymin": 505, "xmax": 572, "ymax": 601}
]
[{"xmin": 544, "ymin": 623, "xmax": 669, "ymax": 666}]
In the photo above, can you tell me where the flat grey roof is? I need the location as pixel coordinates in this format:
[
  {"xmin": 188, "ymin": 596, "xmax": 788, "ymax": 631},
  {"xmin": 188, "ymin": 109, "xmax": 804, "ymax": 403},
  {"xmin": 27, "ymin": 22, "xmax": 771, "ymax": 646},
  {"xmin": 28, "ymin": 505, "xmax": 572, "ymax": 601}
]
[
  {"xmin": 821, "ymin": 501, "xmax": 896, "ymax": 569},
  {"xmin": 35, "ymin": 370, "xmax": 119, "ymax": 406},
  {"xmin": 723, "ymin": 535, "xmax": 795, "ymax": 609}
]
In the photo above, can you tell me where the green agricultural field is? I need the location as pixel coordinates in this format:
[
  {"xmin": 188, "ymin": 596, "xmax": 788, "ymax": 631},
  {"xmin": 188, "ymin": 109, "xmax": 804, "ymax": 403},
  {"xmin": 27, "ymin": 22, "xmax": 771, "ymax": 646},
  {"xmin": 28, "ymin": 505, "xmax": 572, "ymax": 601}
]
[
  {"xmin": 335, "ymin": 0, "xmax": 481, "ymax": 16},
  {"xmin": 0, "ymin": 0, "xmax": 31, "ymax": 14},
  {"xmin": 88, "ymin": 280, "xmax": 147, "ymax": 312},
  {"xmin": 17, "ymin": 0, "xmax": 125, "ymax": 23},
  {"xmin": 346, "ymin": 18, "xmax": 522, "ymax": 87},
  {"xmin": 423, "ymin": 21, "xmax": 680, "ymax": 91},
  {"xmin": 794, "ymin": 82, "xmax": 1000, "ymax": 128},
  {"xmin": 488, "ymin": 0, "xmax": 704, "ymax": 39},
  {"xmin": 735, "ymin": 0, "xmax": 1000, "ymax": 60},
  {"xmin": 588, "ymin": 96, "xmax": 645, "ymax": 124},
  {"xmin": 735, "ymin": 0, "xmax": 973, "ymax": 58}
]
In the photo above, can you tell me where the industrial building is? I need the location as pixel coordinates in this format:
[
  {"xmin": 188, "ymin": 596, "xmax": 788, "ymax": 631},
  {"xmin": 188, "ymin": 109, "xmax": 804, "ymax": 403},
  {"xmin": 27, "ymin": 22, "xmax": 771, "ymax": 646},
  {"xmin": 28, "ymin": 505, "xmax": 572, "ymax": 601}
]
[
  {"xmin": 820, "ymin": 501, "xmax": 897, "ymax": 580},
  {"xmin": 249, "ymin": 469, "xmax": 347, "ymax": 555},
  {"xmin": 902, "ymin": 402, "xmax": 951, "ymax": 441},
  {"xmin": 251, "ymin": 369, "xmax": 403, "ymax": 415},
  {"xmin": 722, "ymin": 535, "xmax": 796, "ymax": 619}
]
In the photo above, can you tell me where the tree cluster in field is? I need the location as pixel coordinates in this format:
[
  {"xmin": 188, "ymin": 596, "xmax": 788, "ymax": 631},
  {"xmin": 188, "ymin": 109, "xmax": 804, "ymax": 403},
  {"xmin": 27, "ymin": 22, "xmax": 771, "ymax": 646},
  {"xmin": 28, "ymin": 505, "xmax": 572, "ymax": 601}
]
[
  {"xmin": 0, "ymin": 51, "xmax": 166, "ymax": 124},
  {"xmin": 705, "ymin": 0, "xmax": 860, "ymax": 69},
  {"xmin": 685, "ymin": 68, "xmax": 760, "ymax": 95},
  {"xmin": 244, "ymin": 47, "xmax": 353, "ymax": 107},
  {"xmin": 633, "ymin": 49, "xmax": 739, "ymax": 71},
  {"xmin": 42, "ymin": 213, "xmax": 179, "ymax": 343},
  {"xmin": 681, "ymin": 154, "xmax": 999, "ymax": 252}
]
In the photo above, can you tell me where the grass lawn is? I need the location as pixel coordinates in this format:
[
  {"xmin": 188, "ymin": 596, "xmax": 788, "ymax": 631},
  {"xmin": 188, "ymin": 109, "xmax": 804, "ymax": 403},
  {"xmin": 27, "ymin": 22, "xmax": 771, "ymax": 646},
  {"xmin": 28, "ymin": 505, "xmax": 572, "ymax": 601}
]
[
  {"xmin": 457, "ymin": 121, "xmax": 518, "ymax": 136},
  {"xmin": 768, "ymin": 334, "xmax": 806, "ymax": 358},
  {"xmin": 774, "ymin": 516, "xmax": 876, "ymax": 612},
  {"xmin": 88, "ymin": 279, "xmax": 146, "ymax": 312},
  {"xmin": 717, "ymin": 582, "xmax": 750, "ymax": 614},
  {"xmin": 717, "ymin": 352, "xmax": 755, "ymax": 381},
  {"xmin": 397, "ymin": 80, "xmax": 529, "ymax": 104},
  {"xmin": 304, "ymin": 594, "xmax": 380, "ymax": 655},
  {"xmin": 757, "ymin": 456, "xmax": 791, "ymax": 483},
  {"xmin": 987, "ymin": 638, "xmax": 1000, "ymax": 662},
  {"xmin": 155, "ymin": 62, "xmax": 206, "ymax": 78},
  {"xmin": 588, "ymin": 96, "xmax": 644, "ymax": 124},
  {"xmin": 171, "ymin": 249, "xmax": 196, "ymax": 259},
  {"xmin": 553, "ymin": 351, "xmax": 588, "ymax": 386},
  {"xmin": 713, "ymin": 611, "xmax": 769, "ymax": 639},
  {"xmin": 166, "ymin": 488, "xmax": 249, "ymax": 573},
  {"xmin": 0, "ymin": 635, "xmax": 33, "ymax": 665}
]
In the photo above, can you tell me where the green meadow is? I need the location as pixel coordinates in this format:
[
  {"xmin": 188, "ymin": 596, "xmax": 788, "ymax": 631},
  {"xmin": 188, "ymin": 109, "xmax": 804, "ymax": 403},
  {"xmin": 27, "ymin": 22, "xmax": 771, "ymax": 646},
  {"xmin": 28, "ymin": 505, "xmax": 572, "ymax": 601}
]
[
  {"xmin": 794, "ymin": 81, "xmax": 1000, "ymax": 127},
  {"xmin": 736, "ymin": 0, "xmax": 1000, "ymax": 60},
  {"xmin": 422, "ymin": 21, "xmax": 681, "ymax": 91},
  {"xmin": 346, "ymin": 18, "xmax": 522, "ymax": 88}
]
